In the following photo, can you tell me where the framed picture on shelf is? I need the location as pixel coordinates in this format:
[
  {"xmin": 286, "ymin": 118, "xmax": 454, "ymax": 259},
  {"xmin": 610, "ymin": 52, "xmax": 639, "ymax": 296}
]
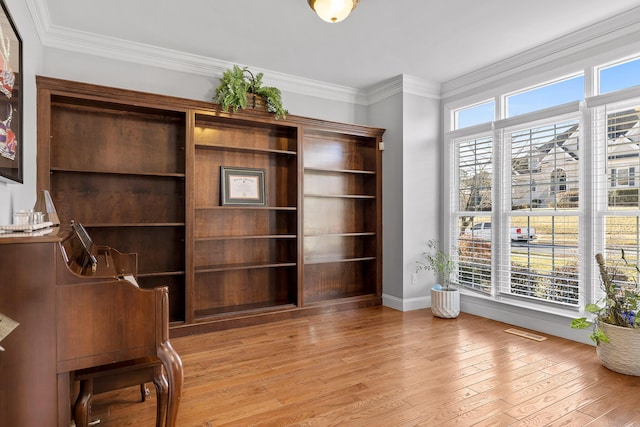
[
  {"xmin": 0, "ymin": 0, "xmax": 22, "ymax": 183},
  {"xmin": 221, "ymin": 166, "xmax": 266, "ymax": 206}
]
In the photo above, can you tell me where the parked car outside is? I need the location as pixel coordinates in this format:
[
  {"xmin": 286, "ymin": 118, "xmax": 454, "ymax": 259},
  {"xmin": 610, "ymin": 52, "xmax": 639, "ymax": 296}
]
[{"xmin": 465, "ymin": 222, "xmax": 536, "ymax": 241}]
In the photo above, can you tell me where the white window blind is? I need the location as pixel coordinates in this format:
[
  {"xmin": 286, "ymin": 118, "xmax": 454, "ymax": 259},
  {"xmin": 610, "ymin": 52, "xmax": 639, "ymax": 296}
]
[
  {"xmin": 453, "ymin": 135, "xmax": 493, "ymax": 293},
  {"xmin": 445, "ymin": 55, "xmax": 640, "ymax": 316},
  {"xmin": 502, "ymin": 119, "xmax": 581, "ymax": 306},
  {"xmin": 594, "ymin": 101, "xmax": 640, "ymax": 299}
]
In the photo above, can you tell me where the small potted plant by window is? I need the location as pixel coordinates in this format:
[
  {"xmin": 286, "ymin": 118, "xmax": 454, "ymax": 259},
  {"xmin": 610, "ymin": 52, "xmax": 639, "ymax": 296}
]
[
  {"xmin": 213, "ymin": 65, "xmax": 288, "ymax": 120},
  {"xmin": 416, "ymin": 239, "xmax": 460, "ymax": 318},
  {"xmin": 571, "ymin": 251, "xmax": 640, "ymax": 376}
]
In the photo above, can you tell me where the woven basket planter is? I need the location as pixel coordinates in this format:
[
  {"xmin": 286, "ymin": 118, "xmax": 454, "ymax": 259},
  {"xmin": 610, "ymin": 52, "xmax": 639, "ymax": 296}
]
[
  {"xmin": 246, "ymin": 93, "xmax": 268, "ymax": 112},
  {"xmin": 596, "ymin": 321, "xmax": 640, "ymax": 376}
]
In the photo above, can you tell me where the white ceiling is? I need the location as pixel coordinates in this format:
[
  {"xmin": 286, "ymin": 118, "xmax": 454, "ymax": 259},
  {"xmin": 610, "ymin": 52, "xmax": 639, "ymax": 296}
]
[{"xmin": 42, "ymin": 0, "xmax": 640, "ymax": 90}]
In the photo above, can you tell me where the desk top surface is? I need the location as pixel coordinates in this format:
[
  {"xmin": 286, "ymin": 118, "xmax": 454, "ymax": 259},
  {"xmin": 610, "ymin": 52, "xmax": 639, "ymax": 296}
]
[{"xmin": 0, "ymin": 226, "xmax": 67, "ymax": 244}]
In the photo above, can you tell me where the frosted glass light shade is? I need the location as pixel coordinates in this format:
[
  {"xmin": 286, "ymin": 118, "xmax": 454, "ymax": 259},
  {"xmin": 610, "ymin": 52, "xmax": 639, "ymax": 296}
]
[{"xmin": 308, "ymin": 0, "xmax": 359, "ymax": 23}]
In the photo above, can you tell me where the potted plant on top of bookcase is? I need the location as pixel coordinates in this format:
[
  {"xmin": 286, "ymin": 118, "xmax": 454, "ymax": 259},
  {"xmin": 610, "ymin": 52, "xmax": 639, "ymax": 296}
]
[{"xmin": 213, "ymin": 65, "xmax": 288, "ymax": 120}]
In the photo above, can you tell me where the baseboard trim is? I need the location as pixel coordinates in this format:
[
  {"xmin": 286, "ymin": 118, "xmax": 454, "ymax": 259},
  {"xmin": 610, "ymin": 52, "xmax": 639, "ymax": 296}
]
[
  {"xmin": 382, "ymin": 293, "xmax": 429, "ymax": 312},
  {"xmin": 382, "ymin": 292, "xmax": 594, "ymax": 345}
]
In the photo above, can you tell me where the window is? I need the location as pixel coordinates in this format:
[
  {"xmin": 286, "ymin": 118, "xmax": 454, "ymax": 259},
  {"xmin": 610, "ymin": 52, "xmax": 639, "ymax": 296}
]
[
  {"xmin": 506, "ymin": 76, "xmax": 584, "ymax": 117},
  {"xmin": 599, "ymin": 57, "xmax": 640, "ymax": 94},
  {"xmin": 605, "ymin": 107, "xmax": 640, "ymax": 206},
  {"xmin": 504, "ymin": 119, "xmax": 580, "ymax": 306},
  {"xmin": 511, "ymin": 121, "xmax": 578, "ymax": 209},
  {"xmin": 552, "ymin": 169, "xmax": 567, "ymax": 193},
  {"xmin": 611, "ymin": 167, "xmax": 635, "ymax": 188},
  {"xmin": 446, "ymin": 55, "xmax": 640, "ymax": 317},
  {"xmin": 506, "ymin": 215, "xmax": 580, "ymax": 305},
  {"xmin": 457, "ymin": 136, "xmax": 493, "ymax": 212},
  {"xmin": 454, "ymin": 100, "xmax": 495, "ymax": 130},
  {"xmin": 453, "ymin": 135, "xmax": 493, "ymax": 293},
  {"xmin": 597, "ymin": 102, "xmax": 640, "ymax": 302}
]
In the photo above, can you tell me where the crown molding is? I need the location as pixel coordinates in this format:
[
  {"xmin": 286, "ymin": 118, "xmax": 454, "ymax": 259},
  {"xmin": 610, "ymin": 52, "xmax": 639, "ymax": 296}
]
[
  {"xmin": 367, "ymin": 75, "xmax": 441, "ymax": 105},
  {"xmin": 441, "ymin": 6, "xmax": 640, "ymax": 100},
  {"xmin": 28, "ymin": 0, "xmax": 439, "ymax": 106},
  {"xmin": 366, "ymin": 76, "xmax": 403, "ymax": 104},
  {"xmin": 25, "ymin": 0, "xmax": 50, "ymax": 43},
  {"xmin": 402, "ymin": 75, "xmax": 441, "ymax": 99},
  {"xmin": 28, "ymin": 0, "xmax": 375, "ymax": 105},
  {"xmin": 41, "ymin": 23, "xmax": 370, "ymax": 105}
]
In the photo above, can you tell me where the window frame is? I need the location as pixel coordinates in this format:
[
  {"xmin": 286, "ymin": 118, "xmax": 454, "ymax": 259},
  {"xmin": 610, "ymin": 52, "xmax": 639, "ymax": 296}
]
[
  {"xmin": 504, "ymin": 74, "xmax": 585, "ymax": 119},
  {"xmin": 444, "ymin": 71, "xmax": 628, "ymax": 315}
]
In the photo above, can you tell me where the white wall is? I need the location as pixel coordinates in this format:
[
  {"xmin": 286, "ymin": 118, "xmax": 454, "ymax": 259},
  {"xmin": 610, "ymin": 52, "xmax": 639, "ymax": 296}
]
[
  {"xmin": 369, "ymin": 91, "xmax": 403, "ymax": 304},
  {"xmin": 0, "ymin": 0, "xmax": 43, "ymax": 224},
  {"xmin": 42, "ymin": 48, "xmax": 369, "ymax": 126},
  {"xmin": 369, "ymin": 78, "xmax": 441, "ymax": 311},
  {"xmin": 402, "ymin": 91, "xmax": 440, "ymax": 306}
]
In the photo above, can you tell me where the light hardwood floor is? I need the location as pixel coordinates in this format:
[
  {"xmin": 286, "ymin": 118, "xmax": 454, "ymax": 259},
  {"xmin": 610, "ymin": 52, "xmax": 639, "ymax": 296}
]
[{"xmin": 88, "ymin": 307, "xmax": 640, "ymax": 426}]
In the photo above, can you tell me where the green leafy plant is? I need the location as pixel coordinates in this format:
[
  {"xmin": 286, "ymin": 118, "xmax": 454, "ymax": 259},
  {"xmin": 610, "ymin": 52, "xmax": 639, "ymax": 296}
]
[
  {"xmin": 213, "ymin": 65, "xmax": 288, "ymax": 119},
  {"xmin": 416, "ymin": 239, "xmax": 457, "ymax": 290},
  {"xmin": 571, "ymin": 250, "xmax": 640, "ymax": 344}
]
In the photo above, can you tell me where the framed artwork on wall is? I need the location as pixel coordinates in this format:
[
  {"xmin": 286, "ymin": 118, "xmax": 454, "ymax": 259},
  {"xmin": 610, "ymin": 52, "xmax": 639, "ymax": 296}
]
[
  {"xmin": 220, "ymin": 166, "xmax": 267, "ymax": 206},
  {"xmin": 0, "ymin": 0, "xmax": 21, "ymax": 183}
]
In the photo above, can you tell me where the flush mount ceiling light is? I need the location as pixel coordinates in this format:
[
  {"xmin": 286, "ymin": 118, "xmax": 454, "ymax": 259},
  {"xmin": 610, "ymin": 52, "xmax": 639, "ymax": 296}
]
[{"xmin": 307, "ymin": 0, "xmax": 360, "ymax": 23}]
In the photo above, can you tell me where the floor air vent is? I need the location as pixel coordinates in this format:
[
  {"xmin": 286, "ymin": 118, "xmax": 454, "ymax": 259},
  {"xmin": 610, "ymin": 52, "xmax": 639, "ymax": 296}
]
[{"xmin": 505, "ymin": 328, "xmax": 547, "ymax": 341}]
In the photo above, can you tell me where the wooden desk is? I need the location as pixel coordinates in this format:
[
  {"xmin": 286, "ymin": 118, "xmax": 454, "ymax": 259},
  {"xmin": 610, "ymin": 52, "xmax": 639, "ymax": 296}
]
[{"xmin": 0, "ymin": 229, "xmax": 183, "ymax": 426}]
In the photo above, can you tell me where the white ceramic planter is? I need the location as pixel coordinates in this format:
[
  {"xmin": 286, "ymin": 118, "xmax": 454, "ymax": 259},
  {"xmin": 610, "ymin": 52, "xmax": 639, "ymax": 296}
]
[
  {"xmin": 430, "ymin": 286, "xmax": 460, "ymax": 318},
  {"xmin": 596, "ymin": 321, "xmax": 640, "ymax": 376}
]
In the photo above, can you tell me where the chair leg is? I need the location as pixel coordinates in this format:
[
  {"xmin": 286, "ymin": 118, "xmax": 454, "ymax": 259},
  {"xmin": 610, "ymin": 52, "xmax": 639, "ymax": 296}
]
[
  {"xmin": 140, "ymin": 383, "xmax": 150, "ymax": 402},
  {"xmin": 73, "ymin": 378, "xmax": 93, "ymax": 427},
  {"xmin": 152, "ymin": 366, "xmax": 169, "ymax": 427}
]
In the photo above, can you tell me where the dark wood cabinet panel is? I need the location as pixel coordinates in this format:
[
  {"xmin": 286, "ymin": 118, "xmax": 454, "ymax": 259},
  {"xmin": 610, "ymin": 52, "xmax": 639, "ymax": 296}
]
[
  {"xmin": 50, "ymin": 172, "xmax": 185, "ymax": 224},
  {"xmin": 194, "ymin": 208, "xmax": 296, "ymax": 238},
  {"xmin": 303, "ymin": 260, "xmax": 377, "ymax": 303},
  {"xmin": 304, "ymin": 169, "xmax": 376, "ymax": 196},
  {"xmin": 0, "ymin": 240, "xmax": 58, "ymax": 426},
  {"xmin": 194, "ymin": 115, "xmax": 297, "ymax": 153},
  {"xmin": 137, "ymin": 275, "xmax": 185, "ymax": 324},
  {"xmin": 303, "ymin": 131, "xmax": 377, "ymax": 172},
  {"xmin": 194, "ymin": 148, "xmax": 296, "ymax": 208},
  {"xmin": 304, "ymin": 234, "xmax": 377, "ymax": 263},
  {"xmin": 88, "ymin": 226, "xmax": 185, "ymax": 274},
  {"xmin": 50, "ymin": 98, "xmax": 185, "ymax": 175},
  {"xmin": 194, "ymin": 268, "xmax": 297, "ymax": 317},
  {"xmin": 304, "ymin": 197, "xmax": 377, "ymax": 235},
  {"xmin": 37, "ymin": 76, "xmax": 383, "ymax": 335},
  {"xmin": 194, "ymin": 238, "xmax": 296, "ymax": 267}
]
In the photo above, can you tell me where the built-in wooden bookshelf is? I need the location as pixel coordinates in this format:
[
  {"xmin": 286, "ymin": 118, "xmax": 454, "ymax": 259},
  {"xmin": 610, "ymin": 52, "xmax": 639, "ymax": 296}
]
[
  {"xmin": 37, "ymin": 87, "xmax": 187, "ymax": 323},
  {"xmin": 303, "ymin": 129, "xmax": 380, "ymax": 304},
  {"xmin": 190, "ymin": 112, "xmax": 299, "ymax": 320},
  {"xmin": 37, "ymin": 76, "xmax": 384, "ymax": 335}
]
